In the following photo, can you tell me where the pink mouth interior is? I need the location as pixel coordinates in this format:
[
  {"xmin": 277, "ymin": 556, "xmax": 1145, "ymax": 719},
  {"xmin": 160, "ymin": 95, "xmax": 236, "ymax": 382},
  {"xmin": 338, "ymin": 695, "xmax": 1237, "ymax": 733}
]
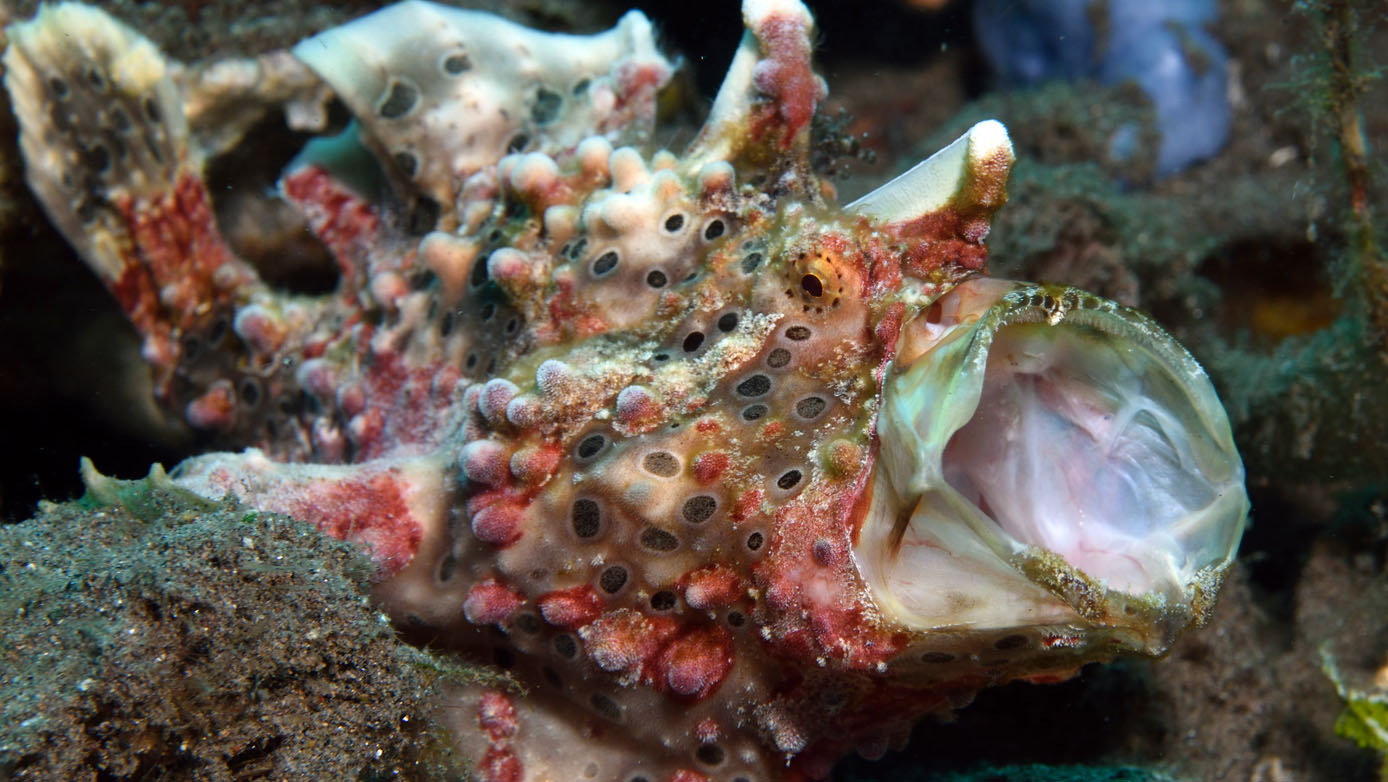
[{"xmin": 941, "ymin": 321, "xmax": 1220, "ymax": 594}]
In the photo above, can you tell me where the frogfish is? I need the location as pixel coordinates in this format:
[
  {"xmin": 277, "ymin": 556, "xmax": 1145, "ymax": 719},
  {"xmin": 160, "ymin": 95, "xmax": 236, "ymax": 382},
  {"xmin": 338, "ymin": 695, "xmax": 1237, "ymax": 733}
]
[{"xmin": 2, "ymin": 1, "xmax": 1249, "ymax": 779}]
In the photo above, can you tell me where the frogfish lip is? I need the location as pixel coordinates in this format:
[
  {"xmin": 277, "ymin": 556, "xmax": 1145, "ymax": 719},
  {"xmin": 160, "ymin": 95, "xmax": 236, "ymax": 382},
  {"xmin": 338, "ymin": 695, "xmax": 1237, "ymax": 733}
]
[{"xmin": 858, "ymin": 278, "xmax": 1249, "ymax": 655}]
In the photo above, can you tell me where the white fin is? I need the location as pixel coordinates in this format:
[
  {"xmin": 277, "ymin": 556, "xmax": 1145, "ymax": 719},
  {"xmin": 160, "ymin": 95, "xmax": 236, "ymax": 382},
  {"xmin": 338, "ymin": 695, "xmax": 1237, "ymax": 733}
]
[
  {"xmin": 3, "ymin": 2, "xmax": 191, "ymax": 281},
  {"xmin": 291, "ymin": 0, "xmax": 671, "ymax": 213},
  {"xmin": 686, "ymin": 0, "xmax": 818, "ymax": 168},
  {"xmin": 848, "ymin": 120, "xmax": 1015, "ymax": 224}
]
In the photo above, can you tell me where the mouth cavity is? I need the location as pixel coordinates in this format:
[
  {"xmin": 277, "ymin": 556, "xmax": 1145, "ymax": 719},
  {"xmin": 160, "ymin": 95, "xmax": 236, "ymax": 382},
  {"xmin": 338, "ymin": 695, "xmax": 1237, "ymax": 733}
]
[{"xmin": 863, "ymin": 278, "xmax": 1248, "ymax": 650}]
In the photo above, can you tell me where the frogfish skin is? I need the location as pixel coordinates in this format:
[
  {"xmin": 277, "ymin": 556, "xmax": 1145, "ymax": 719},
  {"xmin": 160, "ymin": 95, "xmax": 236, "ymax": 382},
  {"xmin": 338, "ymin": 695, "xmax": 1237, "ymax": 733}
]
[{"xmin": 2, "ymin": 1, "xmax": 1249, "ymax": 779}]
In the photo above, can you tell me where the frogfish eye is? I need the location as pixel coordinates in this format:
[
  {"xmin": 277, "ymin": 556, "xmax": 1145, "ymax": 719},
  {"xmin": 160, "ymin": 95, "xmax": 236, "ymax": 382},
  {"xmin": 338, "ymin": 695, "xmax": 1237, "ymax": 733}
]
[{"xmin": 860, "ymin": 278, "xmax": 1248, "ymax": 654}]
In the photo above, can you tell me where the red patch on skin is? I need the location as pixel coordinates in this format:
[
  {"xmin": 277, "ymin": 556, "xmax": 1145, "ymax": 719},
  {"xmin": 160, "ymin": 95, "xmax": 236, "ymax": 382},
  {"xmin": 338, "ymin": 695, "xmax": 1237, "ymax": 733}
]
[
  {"xmin": 679, "ymin": 565, "xmax": 744, "ymax": 611},
  {"xmin": 692, "ymin": 451, "xmax": 730, "ymax": 484},
  {"xmin": 478, "ymin": 746, "xmax": 521, "ymax": 782},
  {"xmin": 282, "ymin": 165, "xmax": 379, "ymax": 283},
  {"xmin": 695, "ymin": 418, "xmax": 721, "ymax": 434},
  {"xmin": 751, "ymin": 13, "xmax": 823, "ymax": 149},
  {"xmin": 656, "ymin": 624, "xmax": 734, "ymax": 701},
  {"xmin": 612, "ymin": 60, "xmax": 670, "ymax": 109},
  {"xmin": 185, "ymin": 381, "xmax": 237, "ymax": 430},
  {"xmin": 731, "ymin": 489, "xmax": 763, "ymax": 523},
  {"xmin": 271, "ymin": 469, "xmax": 423, "ymax": 574},
  {"xmin": 108, "ymin": 171, "xmax": 254, "ymax": 387},
  {"xmin": 670, "ymin": 771, "xmax": 711, "ymax": 782},
  {"xmin": 873, "ymin": 303, "xmax": 906, "ymax": 359},
  {"xmin": 884, "ymin": 212, "xmax": 990, "ymax": 276},
  {"xmin": 695, "ymin": 718, "xmax": 721, "ymax": 744},
  {"xmin": 477, "ymin": 691, "xmax": 519, "ymax": 741},
  {"xmin": 537, "ymin": 585, "xmax": 604, "ymax": 629},
  {"xmin": 509, "ymin": 443, "xmax": 560, "ymax": 486},
  {"xmin": 464, "ymin": 580, "xmax": 526, "ymax": 626},
  {"xmin": 469, "ymin": 501, "xmax": 524, "ymax": 547},
  {"xmin": 352, "ymin": 352, "xmax": 460, "ymax": 458},
  {"xmin": 580, "ymin": 610, "xmax": 679, "ymax": 679}
]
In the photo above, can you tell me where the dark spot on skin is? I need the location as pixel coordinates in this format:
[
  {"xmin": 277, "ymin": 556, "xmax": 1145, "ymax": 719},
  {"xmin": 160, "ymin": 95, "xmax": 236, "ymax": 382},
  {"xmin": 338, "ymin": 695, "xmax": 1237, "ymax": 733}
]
[
  {"xmin": 576, "ymin": 434, "xmax": 606, "ymax": 460},
  {"xmin": 542, "ymin": 666, "xmax": 563, "ymax": 688},
  {"xmin": 142, "ymin": 97, "xmax": 161, "ymax": 124},
  {"xmin": 85, "ymin": 68, "xmax": 106, "ymax": 91},
  {"xmin": 553, "ymin": 634, "xmax": 578, "ymax": 658},
  {"xmin": 776, "ymin": 469, "xmax": 803, "ymax": 490},
  {"xmin": 766, "ymin": 348, "xmax": 792, "ymax": 368},
  {"xmin": 238, "ymin": 379, "xmax": 261, "ymax": 408},
  {"xmin": 682, "ymin": 332, "xmax": 704, "ymax": 352},
  {"xmin": 642, "ymin": 452, "xmax": 680, "ymax": 477},
  {"xmin": 741, "ymin": 252, "xmax": 763, "ymax": 274},
  {"xmin": 572, "ymin": 78, "xmax": 590, "ymax": 95},
  {"xmin": 646, "ymin": 270, "xmax": 667, "ymax": 288},
  {"xmin": 703, "ymin": 219, "xmax": 725, "ymax": 240},
  {"xmin": 726, "ymin": 611, "xmax": 745, "ymax": 627},
  {"xmin": 599, "ymin": 565, "xmax": 628, "ymax": 594},
  {"xmin": 181, "ymin": 335, "xmax": 202, "ymax": 362},
  {"xmin": 652, "ymin": 352, "xmax": 670, "ymax": 363},
  {"xmin": 471, "ymin": 257, "xmax": 490, "ymax": 287},
  {"xmin": 85, "ymin": 143, "xmax": 110, "ymax": 173},
  {"xmin": 506, "ymin": 133, "xmax": 529, "ymax": 153},
  {"xmin": 378, "ymin": 80, "xmax": 418, "ymax": 119},
  {"xmin": 736, "ymin": 374, "xmax": 771, "ymax": 398},
  {"xmin": 515, "ymin": 613, "xmax": 541, "ymax": 634},
  {"xmin": 441, "ymin": 311, "xmax": 455, "ymax": 336},
  {"xmin": 465, "ymin": 352, "xmax": 478, "ymax": 369},
  {"xmin": 394, "ymin": 151, "xmax": 418, "ymax": 178},
  {"xmin": 663, "ymin": 214, "xmax": 685, "ymax": 232},
  {"xmin": 479, "ymin": 301, "xmax": 496, "ymax": 320},
  {"xmin": 571, "ymin": 499, "xmax": 601, "ymax": 538},
  {"xmin": 682, "ymin": 495, "xmax": 717, "ymax": 524},
  {"xmin": 640, "ymin": 527, "xmax": 679, "ymax": 552},
  {"xmin": 504, "ymin": 316, "xmax": 519, "ymax": 334},
  {"xmin": 746, "ymin": 532, "xmax": 764, "ymax": 551},
  {"xmin": 921, "ymin": 651, "xmax": 955, "ymax": 663},
  {"xmin": 407, "ymin": 197, "xmax": 440, "ymax": 234},
  {"xmin": 591, "ymin": 693, "xmax": 622, "ymax": 722},
  {"xmin": 650, "ymin": 590, "xmax": 677, "ymax": 610},
  {"xmin": 995, "ymin": 634, "xmax": 1029, "ymax": 650},
  {"xmin": 741, "ymin": 404, "xmax": 768, "ymax": 421},
  {"xmin": 786, "ymin": 325, "xmax": 812, "ymax": 341},
  {"xmin": 48, "ymin": 76, "xmax": 69, "ymax": 99},
  {"xmin": 436, "ymin": 554, "xmax": 456, "ymax": 583},
  {"xmin": 531, "ymin": 87, "xmax": 564, "ymax": 124},
  {"xmin": 592, "ymin": 250, "xmax": 619, "ymax": 276},
  {"xmin": 412, "ymin": 270, "xmax": 437, "ymax": 290},
  {"xmin": 801, "ymin": 273, "xmax": 824, "ymax": 297},
  {"xmin": 696, "ymin": 744, "xmax": 725, "ymax": 766},
  {"xmin": 442, "ymin": 52, "xmax": 471, "ymax": 74},
  {"xmin": 108, "ymin": 106, "xmax": 130, "ymax": 132},
  {"xmin": 795, "ymin": 396, "xmax": 826, "ymax": 419},
  {"xmin": 717, "ymin": 312, "xmax": 739, "ymax": 332}
]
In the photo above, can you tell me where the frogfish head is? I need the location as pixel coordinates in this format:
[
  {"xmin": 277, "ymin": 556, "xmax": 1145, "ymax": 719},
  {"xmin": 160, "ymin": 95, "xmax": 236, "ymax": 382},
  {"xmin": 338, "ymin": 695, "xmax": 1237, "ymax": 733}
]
[{"xmin": 857, "ymin": 276, "xmax": 1249, "ymax": 665}]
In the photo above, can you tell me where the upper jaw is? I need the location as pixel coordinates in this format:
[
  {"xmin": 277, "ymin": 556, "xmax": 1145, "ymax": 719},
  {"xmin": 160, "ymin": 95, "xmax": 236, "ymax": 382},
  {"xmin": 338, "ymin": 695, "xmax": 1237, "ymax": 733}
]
[{"xmin": 856, "ymin": 277, "xmax": 1249, "ymax": 657}]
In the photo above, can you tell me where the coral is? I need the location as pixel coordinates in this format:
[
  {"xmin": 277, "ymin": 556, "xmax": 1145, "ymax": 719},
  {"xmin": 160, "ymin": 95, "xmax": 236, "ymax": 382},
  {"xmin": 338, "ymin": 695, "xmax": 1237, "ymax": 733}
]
[
  {"xmin": 1, "ymin": 1, "xmax": 1252, "ymax": 779},
  {"xmin": 0, "ymin": 462, "xmax": 492, "ymax": 780}
]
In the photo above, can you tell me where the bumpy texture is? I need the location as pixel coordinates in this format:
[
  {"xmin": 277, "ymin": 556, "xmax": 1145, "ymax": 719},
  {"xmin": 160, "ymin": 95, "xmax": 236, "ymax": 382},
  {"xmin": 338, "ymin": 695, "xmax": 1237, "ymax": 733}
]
[{"xmin": 2, "ymin": 2, "xmax": 1251, "ymax": 780}]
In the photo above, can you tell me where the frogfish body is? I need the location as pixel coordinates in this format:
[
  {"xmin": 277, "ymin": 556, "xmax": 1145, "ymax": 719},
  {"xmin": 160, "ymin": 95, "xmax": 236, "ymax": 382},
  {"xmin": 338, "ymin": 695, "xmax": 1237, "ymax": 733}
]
[{"xmin": 3, "ymin": 1, "xmax": 1249, "ymax": 779}]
